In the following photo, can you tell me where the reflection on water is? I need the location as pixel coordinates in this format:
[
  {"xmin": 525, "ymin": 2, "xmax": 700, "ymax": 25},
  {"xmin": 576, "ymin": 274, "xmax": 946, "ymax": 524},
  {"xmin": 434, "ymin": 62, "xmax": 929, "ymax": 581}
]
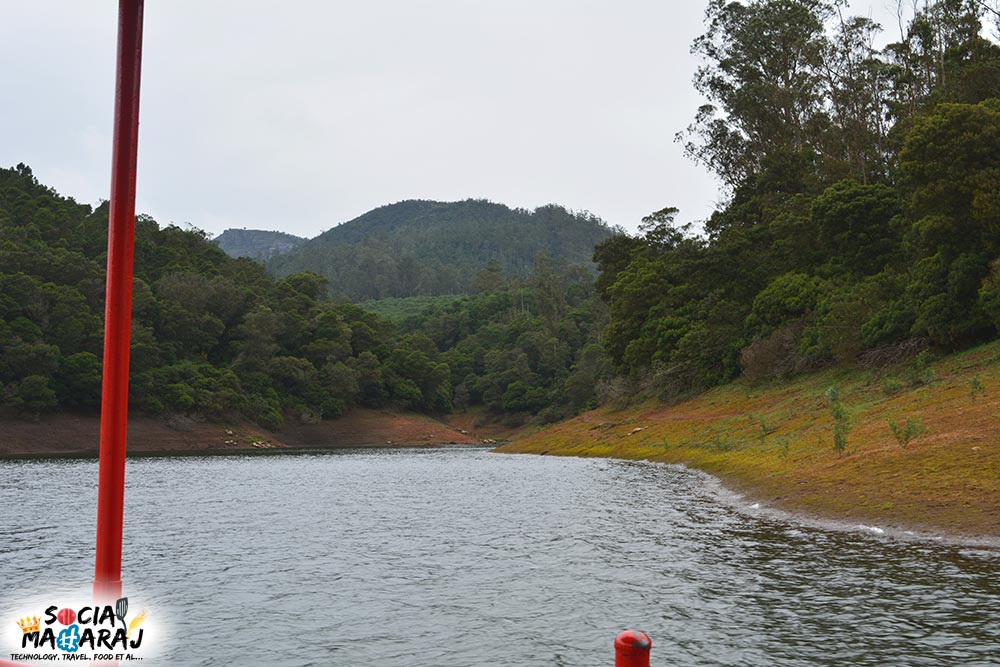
[{"xmin": 1, "ymin": 448, "xmax": 998, "ymax": 666}]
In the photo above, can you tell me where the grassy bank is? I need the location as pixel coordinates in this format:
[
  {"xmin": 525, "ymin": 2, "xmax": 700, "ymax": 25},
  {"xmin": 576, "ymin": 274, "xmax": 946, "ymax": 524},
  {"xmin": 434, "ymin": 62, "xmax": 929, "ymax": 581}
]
[{"xmin": 498, "ymin": 341, "xmax": 1000, "ymax": 538}]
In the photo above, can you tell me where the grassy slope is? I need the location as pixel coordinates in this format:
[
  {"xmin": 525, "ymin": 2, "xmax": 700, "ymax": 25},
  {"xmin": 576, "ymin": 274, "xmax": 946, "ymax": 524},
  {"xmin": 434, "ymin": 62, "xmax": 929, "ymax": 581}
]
[{"xmin": 498, "ymin": 341, "xmax": 1000, "ymax": 538}]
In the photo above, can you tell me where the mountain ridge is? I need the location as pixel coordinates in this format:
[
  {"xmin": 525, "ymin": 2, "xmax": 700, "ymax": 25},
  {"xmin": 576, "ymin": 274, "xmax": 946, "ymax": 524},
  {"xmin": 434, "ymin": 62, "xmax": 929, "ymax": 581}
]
[{"xmin": 258, "ymin": 198, "xmax": 616, "ymax": 300}]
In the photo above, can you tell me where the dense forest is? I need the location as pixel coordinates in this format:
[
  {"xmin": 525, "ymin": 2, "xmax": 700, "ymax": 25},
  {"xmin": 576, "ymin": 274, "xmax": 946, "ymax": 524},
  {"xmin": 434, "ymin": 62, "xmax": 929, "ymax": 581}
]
[
  {"xmin": 2, "ymin": 0, "xmax": 1000, "ymax": 433},
  {"xmin": 0, "ymin": 165, "xmax": 604, "ymax": 427},
  {"xmin": 594, "ymin": 0, "xmax": 1000, "ymax": 397},
  {"xmin": 265, "ymin": 199, "xmax": 615, "ymax": 300}
]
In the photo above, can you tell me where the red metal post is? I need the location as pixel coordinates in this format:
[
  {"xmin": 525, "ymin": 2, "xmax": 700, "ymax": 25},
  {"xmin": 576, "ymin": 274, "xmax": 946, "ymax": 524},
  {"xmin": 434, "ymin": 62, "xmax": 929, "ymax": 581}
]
[
  {"xmin": 94, "ymin": 0, "xmax": 145, "ymax": 604},
  {"xmin": 614, "ymin": 629, "xmax": 652, "ymax": 667}
]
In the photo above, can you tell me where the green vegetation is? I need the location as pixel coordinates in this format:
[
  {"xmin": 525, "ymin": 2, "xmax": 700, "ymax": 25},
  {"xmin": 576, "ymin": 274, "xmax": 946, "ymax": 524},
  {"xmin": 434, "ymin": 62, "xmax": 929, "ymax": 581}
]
[
  {"xmin": 498, "ymin": 0, "xmax": 1000, "ymax": 535},
  {"xmin": 358, "ymin": 296, "xmax": 466, "ymax": 324},
  {"xmin": 887, "ymin": 417, "xmax": 929, "ymax": 448},
  {"xmin": 969, "ymin": 375, "xmax": 987, "ymax": 400},
  {"xmin": 594, "ymin": 0, "xmax": 1000, "ymax": 400},
  {"xmin": 826, "ymin": 386, "xmax": 851, "ymax": 455},
  {"xmin": 266, "ymin": 199, "xmax": 615, "ymax": 300},
  {"xmin": 0, "ymin": 167, "xmax": 603, "ymax": 429},
  {"xmin": 392, "ymin": 255, "xmax": 607, "ymax": 425},
  {"xmin": 0, "ymin": 165, "xmax": 451, "ymax": 427}
]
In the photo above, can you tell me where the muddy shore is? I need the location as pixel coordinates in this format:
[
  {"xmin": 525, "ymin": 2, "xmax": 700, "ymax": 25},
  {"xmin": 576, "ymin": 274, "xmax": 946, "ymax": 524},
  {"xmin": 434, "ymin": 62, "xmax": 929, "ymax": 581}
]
[{"xmin": 0, "ymin": 408, "xmax": 497, "ymax": 459}]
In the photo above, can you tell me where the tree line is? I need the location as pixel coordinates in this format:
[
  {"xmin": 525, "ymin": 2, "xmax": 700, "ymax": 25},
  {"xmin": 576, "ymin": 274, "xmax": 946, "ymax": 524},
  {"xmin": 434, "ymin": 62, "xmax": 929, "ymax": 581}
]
[
  {"xmin": 0, "ymin": 165, "xmax": 604, "ymax": 426},
  {"xmin": 594, "ymin": 0, "xmax": 1000, "ymax": 397},
  {"xmin": 0, "ymin": 164, "xmax": 453, "ymax": 427}
]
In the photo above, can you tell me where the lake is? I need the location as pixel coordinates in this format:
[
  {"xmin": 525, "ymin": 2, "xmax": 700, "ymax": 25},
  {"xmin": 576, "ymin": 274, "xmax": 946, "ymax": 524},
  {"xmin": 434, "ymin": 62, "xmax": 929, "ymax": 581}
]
[{"xmin": 1, "ymin": 447, "xmax": 998, "ymax": 666}]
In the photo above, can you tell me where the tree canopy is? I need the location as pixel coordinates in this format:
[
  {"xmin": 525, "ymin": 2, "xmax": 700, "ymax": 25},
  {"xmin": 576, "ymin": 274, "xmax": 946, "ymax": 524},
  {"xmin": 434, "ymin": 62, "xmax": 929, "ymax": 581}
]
[
  {"xmin": 600, "ymin": 1, "xmax": 1000, "ymax": 394},
  {"xmin": 265, "ymin": 199, "xmax": 616, "ymax": 300},
  {"xmin": 0, "ymin": 167, "xmax": 606, "ymax": 427}
]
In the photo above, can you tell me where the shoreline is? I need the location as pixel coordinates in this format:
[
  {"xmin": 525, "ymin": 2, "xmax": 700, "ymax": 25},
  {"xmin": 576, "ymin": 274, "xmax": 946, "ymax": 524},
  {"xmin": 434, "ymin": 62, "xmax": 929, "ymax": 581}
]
[
  {"xmin": 5, "ymin": 340, "xmax": 998, "ymax": 543},
  {"xmin": 7, "ymin": 433, "xmax": 995, "ymax": 548},
  {"xmin": 0, "ymin": 407, "xmax": 502, "ymax": 461},
  {"xmin": 701, "ymin": 463, "xmax": 1000, "ymax": 549},
  {"xmin": 498, "ymin": 450, "xmax": 1000, "ymax": 549},
  {"xmin": 497, "ymin": 433, "xmax": 1000, "ymax": 543},
  {"xmin": 0, "ymin": 441, "xmax": 493, "ymax": 462},
  {"xmin": 496, "ymin": 341, "xmax": 1000, "ymax": 542}
]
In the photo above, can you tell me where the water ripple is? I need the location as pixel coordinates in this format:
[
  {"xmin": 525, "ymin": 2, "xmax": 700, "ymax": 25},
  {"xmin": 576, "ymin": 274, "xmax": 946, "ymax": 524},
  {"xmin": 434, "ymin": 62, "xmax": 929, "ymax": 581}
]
[{"xmin": 1, "ymin": 448, "xmax": 998, "ymax": 666}]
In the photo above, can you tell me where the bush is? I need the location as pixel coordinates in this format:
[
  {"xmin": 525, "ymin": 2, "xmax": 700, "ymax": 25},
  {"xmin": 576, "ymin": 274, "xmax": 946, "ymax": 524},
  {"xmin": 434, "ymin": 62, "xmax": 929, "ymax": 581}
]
[
  {"xmin": 902, "ymin": 351, "xmax": 936, "ymax": 387},
  {"xmin": 746, "ymin": 273, "xmax": 825, "ymax": 337},
  {"xmin": 502, "ymin": 380, "xmax": 547, "ymax": 414},
  {"xmin": 391, "ymin": 379, "xmax": 423, "ymax": 408},
  {"xmin": 740, "ymin": 321, "xmax": 808, "ymax": 384},
  {"xmin": 826, "ymin": 386, "xmax": 850, "ymax": 455},
  {"xmin": 977, "ymin": 258, "xmax": 1000, "ymax": 328},
  {"xmin": 969, "ymin": 376, "xmax": 987, "ymax": 401},
  {"xmin": 887, "ymin": 417, "xmax": 928, "ymax": 448},
  {"xmin": 881, "ymin": 377, "xmax": 905, "ymax": 395}
]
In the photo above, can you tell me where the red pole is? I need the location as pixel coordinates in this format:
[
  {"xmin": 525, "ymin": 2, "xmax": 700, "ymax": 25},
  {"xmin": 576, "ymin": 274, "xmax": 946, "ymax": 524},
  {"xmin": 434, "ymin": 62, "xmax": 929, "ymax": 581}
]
[
  {"xmin": 94, "ymin": 0, "xmax": 144, "ymax": 604},
  {"xmin": 614, "ymin": 629, "xmax": 652, "ymax": 667}
]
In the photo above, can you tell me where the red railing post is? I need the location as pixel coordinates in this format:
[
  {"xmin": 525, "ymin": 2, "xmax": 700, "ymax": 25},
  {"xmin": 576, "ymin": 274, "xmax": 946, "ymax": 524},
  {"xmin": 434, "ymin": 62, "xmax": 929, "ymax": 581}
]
[
  {"xmin": 614, "ymin": 629, "xmax": 652, "ymax": 667},
  {"xmin": 94, "ymin": 0, "xmax": 145, "ymax": 604}
]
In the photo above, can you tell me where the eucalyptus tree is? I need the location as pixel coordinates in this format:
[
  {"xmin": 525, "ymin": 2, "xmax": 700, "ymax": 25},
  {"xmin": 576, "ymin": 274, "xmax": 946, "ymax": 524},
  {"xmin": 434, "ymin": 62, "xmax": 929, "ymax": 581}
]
[
  {"xmin": 885, "ymin": 0, "xmax": 1000, "ymax": 116},
  {"xmin": 680, "ymin": 0, "xmax": 836, "ymax": 189}
]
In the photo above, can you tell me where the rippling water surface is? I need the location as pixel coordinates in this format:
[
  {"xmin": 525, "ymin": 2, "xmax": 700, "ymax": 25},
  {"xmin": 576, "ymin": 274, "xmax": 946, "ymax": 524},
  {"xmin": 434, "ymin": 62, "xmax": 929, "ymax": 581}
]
[{"xmin": 1, "ymin": 447, "xmax": 998, "ymax": 666}]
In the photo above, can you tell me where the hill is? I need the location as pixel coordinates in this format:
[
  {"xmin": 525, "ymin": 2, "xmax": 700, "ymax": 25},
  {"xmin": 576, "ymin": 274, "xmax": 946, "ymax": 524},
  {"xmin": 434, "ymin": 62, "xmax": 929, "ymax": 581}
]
[
  {"xmin": 214, "ymin": 228, "xmax": 305, "ymax": 260},
  {"xmin": 0, "ymin": 164, "xmax": 605, "ymax": 433},
  {"xmin": 0, "ymin": 164, "xmax": 468, "ymax": 431},
  {"xmin": 266, "ymin": 199, "xmax": 615, "ymax": 300}
]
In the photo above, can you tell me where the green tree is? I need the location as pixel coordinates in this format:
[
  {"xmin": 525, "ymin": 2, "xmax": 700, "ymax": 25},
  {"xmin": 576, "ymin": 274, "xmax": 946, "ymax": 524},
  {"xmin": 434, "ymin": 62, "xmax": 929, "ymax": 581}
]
[
  {"xmin": 14, "ymin": 374, "xmax": 58, "ymax": 416},
  {"xmin": 55, "ymin": 351, "xmax": 102, "ymax": 407},
  {"xmin": 899, "ymin": 99, "xmax": 1000, "ymax": 344},
  {"xmin": 811, "ymin": 180, "xmax": 902, "ymax": 277},
  {"xmin": 682, "ymin": 0, "xmax": 834, "ymax": 188}
]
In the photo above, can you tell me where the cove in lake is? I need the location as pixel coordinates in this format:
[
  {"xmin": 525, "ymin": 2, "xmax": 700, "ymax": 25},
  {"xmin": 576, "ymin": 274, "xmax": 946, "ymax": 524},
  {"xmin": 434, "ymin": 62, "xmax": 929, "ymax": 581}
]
[{"xmin": 1, "ymin": 447, "xmax": 998, "ymax": 666}]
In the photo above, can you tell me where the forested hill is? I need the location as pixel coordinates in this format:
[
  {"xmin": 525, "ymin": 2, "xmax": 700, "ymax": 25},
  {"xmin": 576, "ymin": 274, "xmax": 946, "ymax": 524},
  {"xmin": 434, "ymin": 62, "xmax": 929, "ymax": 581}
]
[
  {"xmin": 265, "ymin": 199, "xmax": 615, "ymax": 300},
  {"xmin": 214, "ymin": 229, "xmax": 305, "ymax": 261},
  {"xmin": 0, "ymin": 164, "xmax": 607, "ymax": 429},
  {"xmin": 590, "ymin": 0, "xmax": 1000, "ymax": 396}
]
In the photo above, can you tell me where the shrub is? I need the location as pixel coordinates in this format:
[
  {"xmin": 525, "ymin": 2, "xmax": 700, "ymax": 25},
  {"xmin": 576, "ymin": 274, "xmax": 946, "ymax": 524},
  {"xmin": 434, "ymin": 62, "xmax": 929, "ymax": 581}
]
[
  {"xmin": 740, "ymin": 321, "xmax": 808, "ymax": 384},
  {"xmin": 881, "ymin": 377, "xmax": 905, "ymax": 395},
  {"xmin": 746, "ymin": 273, "xmax": 825, "ymax": 337},
  {"xmin": 887, "ymin": 417, "xmax": 928, "ymax": 448},
  {"xmin": 15, "ymin": 374, "xmax": 58, "ymax": 416},
  {"xmin": 969, "ymin": 376, "xmax": 987, "ymax": 401},
  {"xmin": 903, "ymin": 350, "xmax": 936, "ymax": 387},
  {"xmin": 826, "ymin": 386, "xmax": 850, "ymax": 455}
]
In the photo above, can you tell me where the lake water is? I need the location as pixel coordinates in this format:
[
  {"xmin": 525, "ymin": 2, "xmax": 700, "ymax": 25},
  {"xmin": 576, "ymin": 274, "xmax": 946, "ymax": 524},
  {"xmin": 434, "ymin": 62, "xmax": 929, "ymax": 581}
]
[{"xmin": 1, "ymin": 447, "xmax": 998, "ymax": 666}]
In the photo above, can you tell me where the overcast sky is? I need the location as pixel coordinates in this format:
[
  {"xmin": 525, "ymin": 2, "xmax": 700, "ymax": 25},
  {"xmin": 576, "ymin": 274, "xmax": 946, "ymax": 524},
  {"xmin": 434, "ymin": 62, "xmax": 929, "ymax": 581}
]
[{"xmin": 2, "ymin": 1, "xmax": 905, "ymax": 238}]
